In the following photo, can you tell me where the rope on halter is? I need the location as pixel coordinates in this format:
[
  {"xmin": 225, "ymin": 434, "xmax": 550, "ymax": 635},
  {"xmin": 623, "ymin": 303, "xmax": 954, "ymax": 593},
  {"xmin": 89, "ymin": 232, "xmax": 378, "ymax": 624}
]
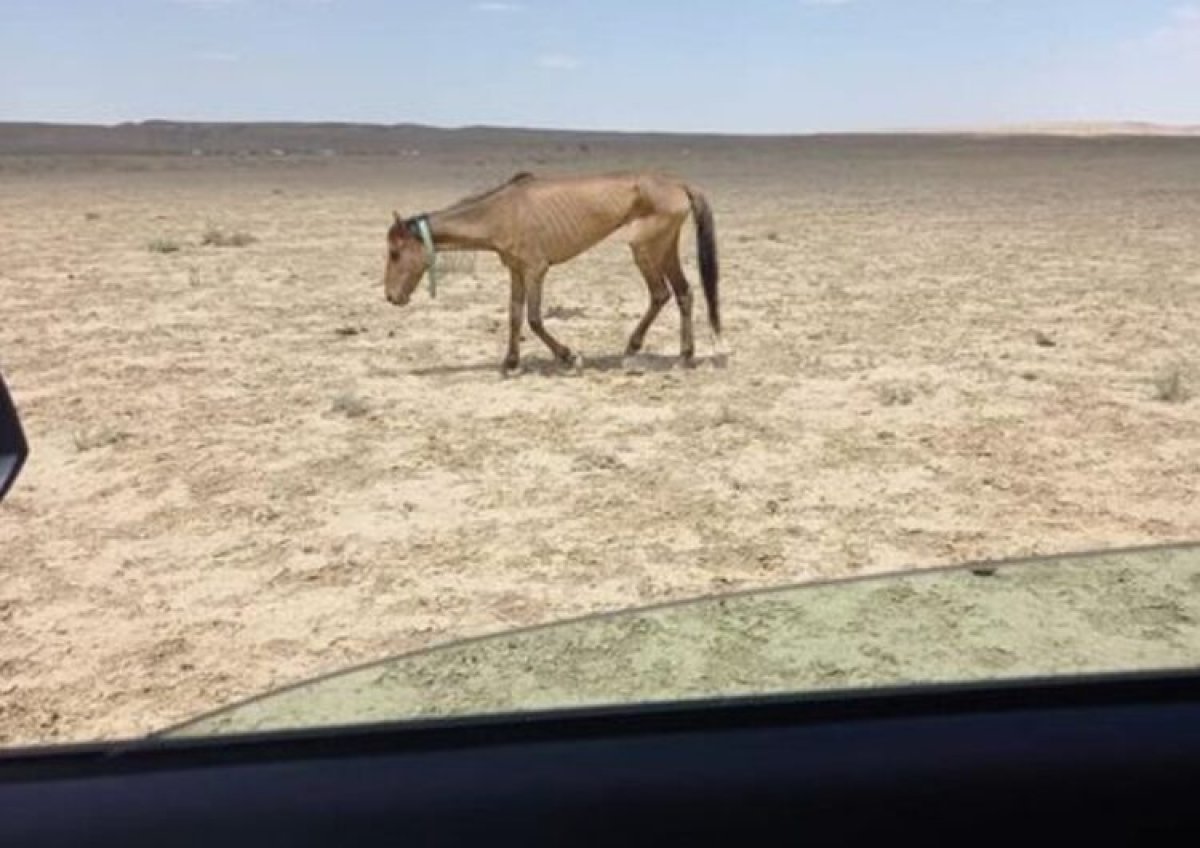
[{"xmin": 409, "ymin": 214, "xmax": 438, "ymax": 299}]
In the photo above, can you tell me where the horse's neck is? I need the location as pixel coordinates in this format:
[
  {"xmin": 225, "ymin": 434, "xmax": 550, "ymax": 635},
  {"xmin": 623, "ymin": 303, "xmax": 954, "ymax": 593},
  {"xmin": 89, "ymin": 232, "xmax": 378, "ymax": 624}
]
[{"xmin": 428, "ymin": 197, "xmax": 504, "ymax": 252}]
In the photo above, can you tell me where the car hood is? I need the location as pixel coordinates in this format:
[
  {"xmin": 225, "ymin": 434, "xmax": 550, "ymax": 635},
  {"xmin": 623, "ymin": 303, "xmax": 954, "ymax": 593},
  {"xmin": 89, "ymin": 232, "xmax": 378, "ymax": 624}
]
[{"xmin": 162, "ymin": 542, "xmax": 1200, "ymax": 738}]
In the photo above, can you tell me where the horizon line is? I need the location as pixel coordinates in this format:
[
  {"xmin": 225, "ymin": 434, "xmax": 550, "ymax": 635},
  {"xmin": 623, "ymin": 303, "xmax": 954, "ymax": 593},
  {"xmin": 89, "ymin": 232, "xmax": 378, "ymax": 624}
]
[{"xmin": 3, "ymin": 118, "xmax": 1199, "ymax": 139}]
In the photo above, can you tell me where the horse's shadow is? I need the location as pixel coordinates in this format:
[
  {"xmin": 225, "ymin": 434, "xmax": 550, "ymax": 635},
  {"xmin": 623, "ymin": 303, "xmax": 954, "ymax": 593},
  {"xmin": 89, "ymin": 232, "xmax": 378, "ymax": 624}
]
[{"xmin": 410, "ymin": 352, "xmax": 726, "ymax": 378}]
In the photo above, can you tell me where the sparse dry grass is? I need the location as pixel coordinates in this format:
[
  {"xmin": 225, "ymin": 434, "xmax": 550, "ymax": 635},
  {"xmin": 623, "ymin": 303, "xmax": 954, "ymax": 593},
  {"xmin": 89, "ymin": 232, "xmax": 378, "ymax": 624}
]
[
  {"xmin": 330, "ymin": 389, "xmax": 370, "ymax": 418},
  {"xmin": 72, "ymin": 426, "xmax": 130, "ymax": 453},
  {"xmin": 876, "ymin": 383, "xmax": 916, "ymax": 407},
  {"xmin": 201, "ymin": 226, "xmax": 257, "ymax": 248},
  {"xmin": 147, "ymin": 238, "xmax": 181, "ymax": 254},
  {"xmin": 1153, "ymin": 363, "xmax": 1191, "ymax": 403}
]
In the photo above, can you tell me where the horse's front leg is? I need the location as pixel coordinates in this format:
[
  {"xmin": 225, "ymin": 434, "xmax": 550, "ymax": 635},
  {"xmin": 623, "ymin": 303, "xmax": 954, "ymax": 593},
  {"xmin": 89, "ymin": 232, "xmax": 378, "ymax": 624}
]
[
  {"xmin": 503, "ymin": 268, "xmax": 527, "ymax": 376},
  {"xmin": 525, "ymin": 266, "xmax": 579, "ymax": 369}
]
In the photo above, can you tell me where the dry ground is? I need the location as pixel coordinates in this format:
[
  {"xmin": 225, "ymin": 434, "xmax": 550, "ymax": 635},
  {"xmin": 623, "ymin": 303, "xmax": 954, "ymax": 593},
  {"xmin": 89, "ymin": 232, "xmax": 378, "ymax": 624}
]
[{"xmin": 1, "ymin": 137, "xmax": 1198, "ymax": 745}]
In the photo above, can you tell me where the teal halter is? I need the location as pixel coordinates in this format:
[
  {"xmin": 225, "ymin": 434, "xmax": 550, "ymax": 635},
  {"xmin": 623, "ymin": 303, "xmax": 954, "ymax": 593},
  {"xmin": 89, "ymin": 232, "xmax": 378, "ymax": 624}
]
[{"xmin": 412, "ymin": 215, "xmax": 438, "ymax": 299}]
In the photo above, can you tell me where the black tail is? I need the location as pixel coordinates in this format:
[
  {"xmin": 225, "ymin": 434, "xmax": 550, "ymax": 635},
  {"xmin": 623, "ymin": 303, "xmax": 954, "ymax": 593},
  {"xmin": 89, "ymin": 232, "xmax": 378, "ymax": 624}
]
[{"xmin": 686, "ymin": 187, "xmax": 720, "ymax": 335}]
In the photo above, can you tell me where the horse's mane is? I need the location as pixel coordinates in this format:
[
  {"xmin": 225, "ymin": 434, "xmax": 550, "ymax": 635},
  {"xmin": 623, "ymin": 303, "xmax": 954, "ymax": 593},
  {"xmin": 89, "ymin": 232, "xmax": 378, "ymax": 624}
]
[{"xmin": 446, "ymin": 171, "xmax": 535, "ymax": 212}]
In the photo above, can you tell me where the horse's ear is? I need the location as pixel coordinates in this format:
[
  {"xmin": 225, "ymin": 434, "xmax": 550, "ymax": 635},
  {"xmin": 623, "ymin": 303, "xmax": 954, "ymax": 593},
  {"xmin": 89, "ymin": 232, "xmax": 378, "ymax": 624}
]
[{"xmin": 389, "ymin": 211, "xmax": 409, "ymax": 240}]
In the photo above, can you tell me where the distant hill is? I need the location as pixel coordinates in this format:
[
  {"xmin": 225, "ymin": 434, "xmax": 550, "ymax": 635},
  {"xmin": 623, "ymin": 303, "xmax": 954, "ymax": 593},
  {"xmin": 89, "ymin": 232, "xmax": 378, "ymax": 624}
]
[
  {"xmin": 0, "ymin": 121, "xmax": 734, "ymax": 156},
  {"xmin": 1, "ymin": 120, "xmax": 1197, "ymax": 156},
  {"xmin": 918, "ymin": 121, "xmax": 1200, "ymax": 138}
]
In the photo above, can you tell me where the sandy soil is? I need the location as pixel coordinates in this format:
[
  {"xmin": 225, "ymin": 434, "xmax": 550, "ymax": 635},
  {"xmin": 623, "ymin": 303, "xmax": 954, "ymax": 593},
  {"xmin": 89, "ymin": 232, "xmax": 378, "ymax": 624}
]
[{"xmin": 1, "ymin": 137, "xmax": 1198, "ymax": 746}]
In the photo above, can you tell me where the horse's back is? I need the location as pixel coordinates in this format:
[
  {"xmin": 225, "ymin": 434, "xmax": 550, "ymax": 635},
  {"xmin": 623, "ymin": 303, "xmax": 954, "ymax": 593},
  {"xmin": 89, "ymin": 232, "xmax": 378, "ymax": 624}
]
[
  {"xmin": 522, "ymin": 171, "xmax": 690, "ymax": 217},
  {"xmin": 508, "ymin": 173, "xmax": 636, "ymax": 263}
]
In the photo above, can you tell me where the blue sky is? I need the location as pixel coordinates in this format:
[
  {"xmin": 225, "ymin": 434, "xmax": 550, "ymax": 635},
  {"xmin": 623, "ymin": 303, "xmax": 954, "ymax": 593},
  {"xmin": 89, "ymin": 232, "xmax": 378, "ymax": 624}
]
[{"xmin": 1, "ymin": 1, "xmax": 1197, "ymax": 132}]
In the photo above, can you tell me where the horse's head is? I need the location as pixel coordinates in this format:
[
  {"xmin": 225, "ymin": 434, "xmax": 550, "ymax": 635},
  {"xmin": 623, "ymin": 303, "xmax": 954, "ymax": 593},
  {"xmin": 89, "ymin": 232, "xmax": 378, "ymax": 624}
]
[{"xmin": 384, "ymin": 213, "xmax": 429, "ymax": 306}]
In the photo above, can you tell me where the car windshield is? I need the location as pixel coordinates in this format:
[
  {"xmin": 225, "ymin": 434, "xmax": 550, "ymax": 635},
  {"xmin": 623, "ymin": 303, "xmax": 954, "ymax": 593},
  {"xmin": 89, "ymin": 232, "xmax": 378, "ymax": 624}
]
[{"xmin": 1, "ymin": 1, "xmax": 1197, "ymax": 749}]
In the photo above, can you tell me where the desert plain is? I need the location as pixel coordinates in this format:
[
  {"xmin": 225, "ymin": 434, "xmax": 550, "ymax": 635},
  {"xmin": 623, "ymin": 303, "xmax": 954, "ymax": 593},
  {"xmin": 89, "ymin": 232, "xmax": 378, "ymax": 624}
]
[{"xmin": 1, "ymin": 126, "xmax": 1198, "ymax": 744}]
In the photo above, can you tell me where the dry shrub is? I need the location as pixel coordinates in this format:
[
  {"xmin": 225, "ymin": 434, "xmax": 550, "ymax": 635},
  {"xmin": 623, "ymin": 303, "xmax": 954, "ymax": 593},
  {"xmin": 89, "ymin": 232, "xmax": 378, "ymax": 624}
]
[
  {"xmin": 147, "ymin": 238, "xmax": 181, "ymax": 254},
  {"xmin": 201, "ymin": 226, "xmax": 257, "ymax": 248}
]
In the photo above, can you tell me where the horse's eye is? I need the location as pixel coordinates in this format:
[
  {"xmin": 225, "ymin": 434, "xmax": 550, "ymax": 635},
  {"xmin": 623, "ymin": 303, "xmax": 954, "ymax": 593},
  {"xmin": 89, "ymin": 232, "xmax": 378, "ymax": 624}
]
[{"xmin": 388, "ymin": 248, "xmax": 400, "ymax": 262}]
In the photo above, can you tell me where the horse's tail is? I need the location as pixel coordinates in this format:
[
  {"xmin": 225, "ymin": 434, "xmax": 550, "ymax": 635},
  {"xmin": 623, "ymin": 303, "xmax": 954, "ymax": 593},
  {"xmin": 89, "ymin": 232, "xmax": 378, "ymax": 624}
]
[{"xmin": 685, "ymin": 186, "xmax": 720, "ymax": 336}]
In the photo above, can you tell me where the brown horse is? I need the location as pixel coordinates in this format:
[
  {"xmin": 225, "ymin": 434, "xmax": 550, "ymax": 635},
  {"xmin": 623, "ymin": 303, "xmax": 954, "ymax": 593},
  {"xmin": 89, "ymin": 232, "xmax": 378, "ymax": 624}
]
[{"xmin": 384, "ymin": 171, "xmax": 720, "ymax": 373}]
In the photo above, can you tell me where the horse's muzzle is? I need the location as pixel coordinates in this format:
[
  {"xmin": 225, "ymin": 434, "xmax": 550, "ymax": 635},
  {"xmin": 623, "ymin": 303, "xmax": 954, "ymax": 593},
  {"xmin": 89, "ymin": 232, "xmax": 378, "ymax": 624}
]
[{"xmin": 386, "ymin": 292, "xmax": 409, "ymax": 306}]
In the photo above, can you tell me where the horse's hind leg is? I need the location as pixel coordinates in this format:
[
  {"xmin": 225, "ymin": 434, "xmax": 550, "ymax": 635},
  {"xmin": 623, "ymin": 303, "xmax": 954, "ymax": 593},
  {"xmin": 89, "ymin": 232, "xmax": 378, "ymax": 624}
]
[
  {"xmin": 625, "ymin": 245, "xmax": 671, "ymax": 357},
  {"xmin": 525, "ymin": 267, "xmax": 576, "ymax": 366},
  {"xmin": 662, "ymin": 232, "xmax": 695, "ymax": 364}
]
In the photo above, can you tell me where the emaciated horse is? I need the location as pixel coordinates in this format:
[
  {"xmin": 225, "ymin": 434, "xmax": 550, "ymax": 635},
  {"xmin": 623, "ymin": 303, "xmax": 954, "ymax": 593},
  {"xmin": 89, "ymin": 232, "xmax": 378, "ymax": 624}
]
[{"xmin": 384, "ymin": 171, "xmax": 719, "ymax": 373}]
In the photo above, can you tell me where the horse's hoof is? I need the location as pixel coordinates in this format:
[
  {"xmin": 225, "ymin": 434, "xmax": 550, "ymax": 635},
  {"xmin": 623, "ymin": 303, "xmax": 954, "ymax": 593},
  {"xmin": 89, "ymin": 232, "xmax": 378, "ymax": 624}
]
[
  {"xmin": 679, "ymin": 353, "xmax": 697, "ymax": 369},
  {"xmin": 501, "ymin": 362, "xmax": 522, "ymax": 379},
  {"xmin": 554, "ymin": 350, "xmax": 583, "ymax": 374},
  {"xmin": 710, "ymin": 335, "xmax": 730, "ymax": 369}
]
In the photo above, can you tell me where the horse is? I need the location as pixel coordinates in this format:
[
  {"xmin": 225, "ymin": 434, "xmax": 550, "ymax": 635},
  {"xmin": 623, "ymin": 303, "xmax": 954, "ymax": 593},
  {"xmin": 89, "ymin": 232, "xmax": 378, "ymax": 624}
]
[{"xmin": 384, "ymin": 171, "xmax": 720, "ymax": 374}]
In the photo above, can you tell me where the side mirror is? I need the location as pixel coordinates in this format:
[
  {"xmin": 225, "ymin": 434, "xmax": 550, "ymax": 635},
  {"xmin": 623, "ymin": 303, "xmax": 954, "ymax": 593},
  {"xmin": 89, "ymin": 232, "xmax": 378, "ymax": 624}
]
[{"xmin": 0, "ymin": 371, "xmax": 28, "ymax": 503}]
